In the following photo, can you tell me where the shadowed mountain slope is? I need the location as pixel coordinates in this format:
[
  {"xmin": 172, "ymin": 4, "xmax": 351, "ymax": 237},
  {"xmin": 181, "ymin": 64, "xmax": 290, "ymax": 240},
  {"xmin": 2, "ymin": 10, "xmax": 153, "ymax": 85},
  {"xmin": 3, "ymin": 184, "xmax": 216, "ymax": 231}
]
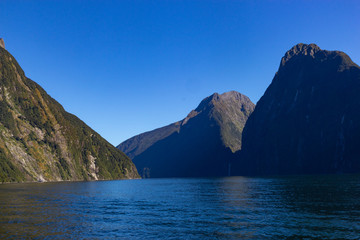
[
  {"xmin": 235, "ymin": 43, "xmax": 360, "ymax": 175},
  {"xmin": 118, "ymin": 91, "xmax": 254, "ymax": 178}
]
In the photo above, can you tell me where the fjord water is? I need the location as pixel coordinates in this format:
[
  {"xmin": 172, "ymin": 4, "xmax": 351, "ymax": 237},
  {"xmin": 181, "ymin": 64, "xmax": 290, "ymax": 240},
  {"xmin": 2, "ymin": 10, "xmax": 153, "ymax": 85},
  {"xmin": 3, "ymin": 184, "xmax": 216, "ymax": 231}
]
[{"xmin": 1, "ymin": 176, "xmax": 359, "ymax": 239}]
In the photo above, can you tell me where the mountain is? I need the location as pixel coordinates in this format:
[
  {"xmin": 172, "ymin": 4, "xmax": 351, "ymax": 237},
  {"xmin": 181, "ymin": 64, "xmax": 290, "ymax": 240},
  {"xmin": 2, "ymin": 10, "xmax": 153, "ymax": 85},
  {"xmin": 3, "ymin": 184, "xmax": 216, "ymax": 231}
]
[
  {"xmin": 118, "ymin": 91, "xmax": 255, "ymax": 178},
  {"xmin": 0, "ymin": 40, "xmax": 139, "ymax": 182},
  {"xmin": 236, "ymin": 43, "xmax": 360, "ymax": 175},
  {"xmin": 0, "ymin": 38, "xmax": 4, "ymax": 49}
]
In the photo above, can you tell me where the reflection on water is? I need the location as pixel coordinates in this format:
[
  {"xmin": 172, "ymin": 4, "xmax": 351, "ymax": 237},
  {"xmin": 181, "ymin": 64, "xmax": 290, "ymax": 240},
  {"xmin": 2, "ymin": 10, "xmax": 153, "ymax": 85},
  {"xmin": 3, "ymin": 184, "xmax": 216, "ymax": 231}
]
[{"xmin": 1, "ymin": 175, "xmax": 360, "ymax": 239}]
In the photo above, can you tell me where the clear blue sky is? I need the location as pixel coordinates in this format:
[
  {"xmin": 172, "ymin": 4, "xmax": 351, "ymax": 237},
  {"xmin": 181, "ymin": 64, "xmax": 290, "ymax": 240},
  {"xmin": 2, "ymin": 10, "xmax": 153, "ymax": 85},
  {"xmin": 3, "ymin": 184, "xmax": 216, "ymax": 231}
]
[{"xmin": 1, "ymin": 0, "xmax": 359, "ymax": 145}]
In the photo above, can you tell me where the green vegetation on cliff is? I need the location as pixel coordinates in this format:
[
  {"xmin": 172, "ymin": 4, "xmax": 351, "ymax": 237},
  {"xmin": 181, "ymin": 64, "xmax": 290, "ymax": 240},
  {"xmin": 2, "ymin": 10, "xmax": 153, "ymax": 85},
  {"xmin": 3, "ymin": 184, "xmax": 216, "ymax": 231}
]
[{"xmin": 0, "ymin": 46, "xmax": 139, "ymax": 182}]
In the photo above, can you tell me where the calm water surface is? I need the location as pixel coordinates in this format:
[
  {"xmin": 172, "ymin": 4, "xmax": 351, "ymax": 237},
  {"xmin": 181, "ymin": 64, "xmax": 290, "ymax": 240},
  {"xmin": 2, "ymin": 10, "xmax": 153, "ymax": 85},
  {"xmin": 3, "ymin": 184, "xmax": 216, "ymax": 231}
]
[{"xmin": 1, "ymin": 175, "xmax": 360, "ymax": 239}]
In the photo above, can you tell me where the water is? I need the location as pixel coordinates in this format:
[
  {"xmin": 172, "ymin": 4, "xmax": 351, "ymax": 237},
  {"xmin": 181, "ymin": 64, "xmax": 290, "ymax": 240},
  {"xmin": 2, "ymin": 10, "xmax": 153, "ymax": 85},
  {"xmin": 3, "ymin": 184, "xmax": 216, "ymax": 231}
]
[{"xmin": 1, "ymin": 175, "xmax": 360, "ymax": 239}]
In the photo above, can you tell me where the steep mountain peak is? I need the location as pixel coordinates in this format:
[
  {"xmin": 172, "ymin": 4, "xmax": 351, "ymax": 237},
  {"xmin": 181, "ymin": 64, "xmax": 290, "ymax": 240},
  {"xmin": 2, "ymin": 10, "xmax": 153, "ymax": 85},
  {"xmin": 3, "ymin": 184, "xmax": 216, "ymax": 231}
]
[
  {"xmin": 238, "ymin": 44, "xmax": 360, "ymax": 176},
  {"xmin": 279, "ymin": 43, "xmax": 358, "ymax": 72},
  {"xmin": 195, "ymin": 91, "xmax": 251, "ymax": 112},
  {"xmin": 0, "ymin": 38, "xmax": 4, "ymax": 49},
  {"xmin": 221, "ymin": 90, "xmax": 241, "ymax": 99},
  {"xmin": 118, "ymin": 90, "xmax": 255, "ymax": 177},
  {"xmin": 290, "ymin": 43, "xmax": 320, "ymax": 54},
  {"xmin": 118, "ymin": 90, "xmax": 255, "ymax": 164},
  {"xmin": 220, "ymin": 91, "xmax": 253, "ymax": 104},
  {"xmin": 281, "ymin": 43, "xmax": 321, "ymax": 66}
]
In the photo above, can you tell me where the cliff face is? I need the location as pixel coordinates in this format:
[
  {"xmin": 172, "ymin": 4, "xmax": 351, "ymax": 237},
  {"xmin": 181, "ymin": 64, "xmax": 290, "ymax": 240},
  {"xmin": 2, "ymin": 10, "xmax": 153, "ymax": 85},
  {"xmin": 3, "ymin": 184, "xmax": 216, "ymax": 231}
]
[
  {"xmin": 0, "ymin": 38, "xmax": 5, "ymax": 49},
  {"xmin": 0, "ymin": 45, "xmax": 139, "ymax": 182},
  {"xmin": 236, "ymin": 43, "xmax": 360, "ymax": 175},
  {"xmin": 118, "ymin": 91, "xmax": 254, "ymax": 178}
]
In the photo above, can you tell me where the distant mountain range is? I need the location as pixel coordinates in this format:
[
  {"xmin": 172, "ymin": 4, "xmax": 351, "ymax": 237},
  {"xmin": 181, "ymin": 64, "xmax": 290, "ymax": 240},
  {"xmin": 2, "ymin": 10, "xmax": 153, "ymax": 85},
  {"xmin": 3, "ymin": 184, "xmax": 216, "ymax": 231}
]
[
  {"xmin": 118, "ymin": 91, "xmax": 255, "ymax": 178},
  {"xmin": 0, "ymin": 40, "xmax": 139, "ymax": 182},
  {"xmin": 235, "ymin": 43, "xmax": 360, "ymax": 175}
]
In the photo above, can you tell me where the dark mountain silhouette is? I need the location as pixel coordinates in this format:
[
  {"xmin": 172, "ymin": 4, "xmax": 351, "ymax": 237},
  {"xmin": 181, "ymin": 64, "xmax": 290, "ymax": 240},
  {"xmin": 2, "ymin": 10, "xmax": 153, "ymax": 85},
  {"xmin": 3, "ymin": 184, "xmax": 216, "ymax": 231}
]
[
  {"xmin": 235, "ymin": 43, "xmax": 360, "ymax": 175},
  {"xmin": 0, "ymin": 39, "xmax": 139, "ymax": 182},
  {"xmin": 118, "ymin": 91, "xmax": 255, "ymax": 178}
]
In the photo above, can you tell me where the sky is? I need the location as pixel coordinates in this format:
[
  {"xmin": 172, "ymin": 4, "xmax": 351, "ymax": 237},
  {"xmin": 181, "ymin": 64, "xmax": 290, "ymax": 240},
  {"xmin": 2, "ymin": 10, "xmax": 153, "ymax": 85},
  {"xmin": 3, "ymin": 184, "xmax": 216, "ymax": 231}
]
[{"xmin": 0, "ymin": 0, "xmax": 359, "ymax": 146}]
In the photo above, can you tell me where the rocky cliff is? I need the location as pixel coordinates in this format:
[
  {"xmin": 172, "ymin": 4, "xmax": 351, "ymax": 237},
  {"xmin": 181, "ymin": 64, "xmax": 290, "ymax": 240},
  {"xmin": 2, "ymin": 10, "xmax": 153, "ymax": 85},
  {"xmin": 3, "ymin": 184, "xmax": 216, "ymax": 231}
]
[
  {"xmin": 0, "ymin": 44, "xmax": 139, "ymax": 182},
  {"xmin": 118, "ymin": 91, "xmax": 255, "ymax": 178},
  {"xmin": 0, "ymin": 38, "xmax": 5, "ymax": 49},
  {"xmin": 236, "ymin": 43, "xmax": 360, "ymax": 175}
]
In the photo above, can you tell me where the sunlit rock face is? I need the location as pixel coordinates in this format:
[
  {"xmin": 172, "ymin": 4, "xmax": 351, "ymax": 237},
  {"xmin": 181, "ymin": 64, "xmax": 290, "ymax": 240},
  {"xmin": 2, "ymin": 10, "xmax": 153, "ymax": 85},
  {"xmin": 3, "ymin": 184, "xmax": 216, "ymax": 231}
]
[
  {"xmin": 118, "ymin": 91, "xmax": 255, "ymax": 178},
  {"xmin": 0, "ymin": 44, "xmax": 139, "ymax": 182},
  {"xmin": 0, "ymin": 38, "xmax": 4, "ymax": 49},
  {"xmin": 235, "ymin": 43, "xmax": 360, "ymax": 175}
]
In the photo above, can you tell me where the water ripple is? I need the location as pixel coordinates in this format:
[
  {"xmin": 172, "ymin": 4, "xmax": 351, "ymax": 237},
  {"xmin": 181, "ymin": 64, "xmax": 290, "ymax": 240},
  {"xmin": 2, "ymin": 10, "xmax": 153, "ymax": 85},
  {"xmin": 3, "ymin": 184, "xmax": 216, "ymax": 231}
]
[{"xmin": 1, "ymin": 175, "xmax": 360, "ymax": 239}]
